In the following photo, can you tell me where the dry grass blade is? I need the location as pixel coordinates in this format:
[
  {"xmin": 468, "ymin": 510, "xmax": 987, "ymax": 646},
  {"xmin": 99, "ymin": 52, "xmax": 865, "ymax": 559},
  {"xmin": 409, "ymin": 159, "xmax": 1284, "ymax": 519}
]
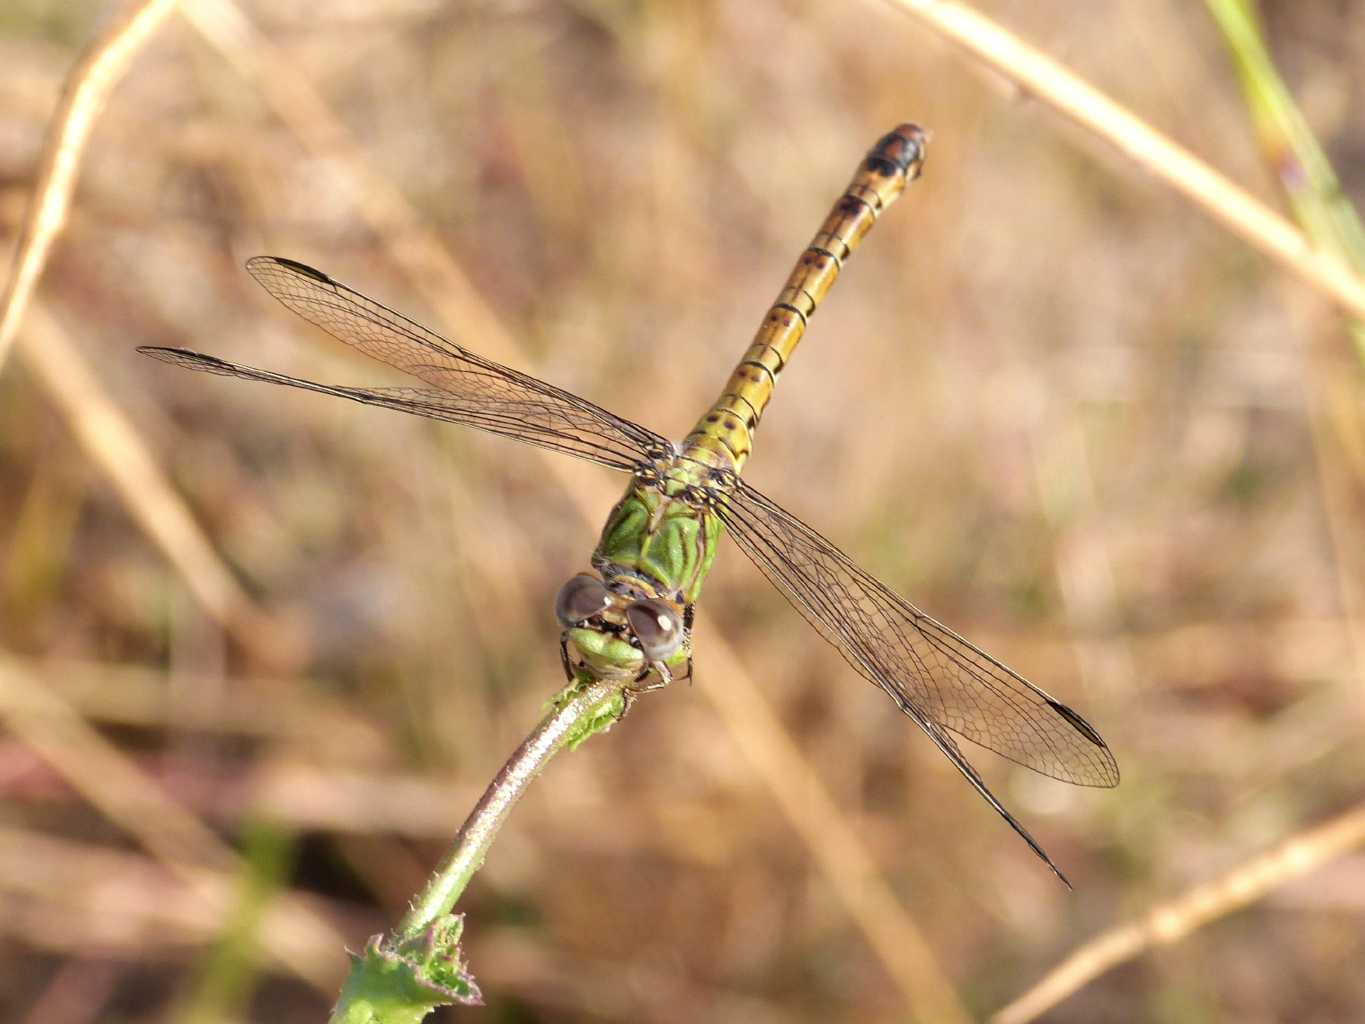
[
  {"xmin": 0, "ymin": 824, "xmax": 342, "ymax": 990},
  {"xmin": 182, "ymin": 2, "xmax": 966, "ymax": 1017},
  {"xmin": 0, "ymin": 0, "xmax": 297, "ymax": 667},
  {"xmin": 992, "ymin": 801, "xmax": 1365, "ymax": 1023},
  {"xmin": 14, "ymin": 656, "xmax": 387, "ymax": 754},
  {"xmin": 22, "ymin": 305, "xmax": 297, "ymax": 668},
  {"xmin": 878, "ymin": 0, "xmax": 1365, "ymax": 322},
  {"xmin": 0, "ymin": 0, "xmax": 178, "ymax": 372},
  {"xmin": 0, "ymin": 654, "xmax": 343, "ymax": 989},
  {"xmin": 700, "ymin": 634, "xmax": 975, "ymax": 1024},
  {"xmin": 1298, "ymin": 362, "xmax": 1365, "ymax": 728},
  {"xmin": 17, "ymin": 958, "xmax": 119, "ymax": 1024},
  {"xmin": 178, "ymin": 0, "xmax": 522, "ymax": 363},
  {"xmin": 0, "ymin": 650, "xmax": 233, "ymax": 873}
]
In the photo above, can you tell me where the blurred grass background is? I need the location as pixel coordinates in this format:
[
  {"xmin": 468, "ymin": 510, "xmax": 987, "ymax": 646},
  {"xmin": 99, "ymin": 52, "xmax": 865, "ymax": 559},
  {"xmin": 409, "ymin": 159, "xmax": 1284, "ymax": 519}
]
[{"xmin": 2, "ymin": 1, "xmax": 1364, "ymax": 1021}]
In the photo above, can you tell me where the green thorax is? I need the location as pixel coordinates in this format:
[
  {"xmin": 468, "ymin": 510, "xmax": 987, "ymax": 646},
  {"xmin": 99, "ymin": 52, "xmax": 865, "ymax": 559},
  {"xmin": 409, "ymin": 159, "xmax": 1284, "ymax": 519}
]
[{"xmin": 593, "ymin": 460, "xmax": 724, "ymax": 605}]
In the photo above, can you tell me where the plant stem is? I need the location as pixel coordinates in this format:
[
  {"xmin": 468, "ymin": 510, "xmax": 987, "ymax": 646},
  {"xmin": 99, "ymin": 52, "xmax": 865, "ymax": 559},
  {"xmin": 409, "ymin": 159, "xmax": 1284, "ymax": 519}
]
[
  {"xmin": 878, "ymin": 0, "xmax": 1365, "ymax": 323},
  {"xmin": 327, "ymin": 677, "xmax": 625, "ymax": 1022},
  {"xmin": 394, "ymin": 677, "xmax": 622, "ymax": 941},
  {"xmin": 1205, "ymin": 0, "xmax": 1365, "ymax": 364}
]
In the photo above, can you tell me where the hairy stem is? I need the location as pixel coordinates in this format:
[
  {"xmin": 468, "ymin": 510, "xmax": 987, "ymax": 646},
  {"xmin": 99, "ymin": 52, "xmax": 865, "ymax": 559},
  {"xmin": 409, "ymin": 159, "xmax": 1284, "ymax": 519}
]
[
  {"xmin": 326, "ymin": 677, "xmax": 626, "ymax": 1023},
  {"xmin": 395, "ymin": 677, "xmax": 623, "ymax": 940}
]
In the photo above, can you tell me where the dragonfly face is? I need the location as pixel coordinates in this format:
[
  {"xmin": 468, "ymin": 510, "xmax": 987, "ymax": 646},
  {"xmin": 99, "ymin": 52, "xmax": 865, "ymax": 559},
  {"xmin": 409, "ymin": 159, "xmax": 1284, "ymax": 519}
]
[{"xmin": 554, "ymin": 571, "xmax": 689, "ymax": 683}]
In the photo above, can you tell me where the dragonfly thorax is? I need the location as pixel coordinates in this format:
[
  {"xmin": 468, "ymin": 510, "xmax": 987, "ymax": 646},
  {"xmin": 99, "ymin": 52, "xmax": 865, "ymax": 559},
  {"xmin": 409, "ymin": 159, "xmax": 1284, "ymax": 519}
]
[{"xmin": 592, "ymin": 458, "xmax": 728, "ymax": 610}]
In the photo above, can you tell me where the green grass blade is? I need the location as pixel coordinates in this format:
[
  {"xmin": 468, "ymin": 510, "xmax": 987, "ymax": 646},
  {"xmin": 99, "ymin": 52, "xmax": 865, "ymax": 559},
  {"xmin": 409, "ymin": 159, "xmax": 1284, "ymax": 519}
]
[{"xmin": 1206, "ymin": 0, "xmax": 1365, "ymax": 363}]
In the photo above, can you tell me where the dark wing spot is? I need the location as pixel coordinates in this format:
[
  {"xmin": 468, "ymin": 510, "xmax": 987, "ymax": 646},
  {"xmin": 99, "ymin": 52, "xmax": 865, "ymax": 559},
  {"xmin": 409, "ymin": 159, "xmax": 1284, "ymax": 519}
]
[
  {"xmin": 1047, "ymin": 699, "xmax": 1113, "ymax": 754},
  {"xmin": 261, "ymin": 256, "xmax": 333, "ymax": 283}
]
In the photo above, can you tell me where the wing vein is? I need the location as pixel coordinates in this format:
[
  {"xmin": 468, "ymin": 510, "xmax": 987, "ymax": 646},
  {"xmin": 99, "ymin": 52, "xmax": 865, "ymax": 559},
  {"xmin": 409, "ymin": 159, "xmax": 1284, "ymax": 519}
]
[
  {"xmin": 716, "ymin": 478, "xmax": 1119, "ymax": 789},
  {"xmin": 139, "ymin": 256, "xmax": 670, "ymax": 474}
]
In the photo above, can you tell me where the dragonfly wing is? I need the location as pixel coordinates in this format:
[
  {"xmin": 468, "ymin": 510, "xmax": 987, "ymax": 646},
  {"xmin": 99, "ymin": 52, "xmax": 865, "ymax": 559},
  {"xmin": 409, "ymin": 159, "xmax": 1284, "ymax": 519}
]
[
  {"xmin": 140, "ymin": 256, "xmax": 668, "ymax": 472},
  {"xmin": 917, "ymin": 714, "xmax": 1077, "ymax": 886},
  {"xmin": 140, "ymin": 347, "xmax": 663, "ymax": 471},
  {"xmin": 714, "ymin": 477, "xmax": 1118, "ymax": 874}
]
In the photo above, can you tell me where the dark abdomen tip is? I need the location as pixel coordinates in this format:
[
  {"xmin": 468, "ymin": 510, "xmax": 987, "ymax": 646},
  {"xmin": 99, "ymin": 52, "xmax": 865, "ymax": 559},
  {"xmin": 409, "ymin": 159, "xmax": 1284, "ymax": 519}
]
[{"xmin": 865, "ymin": 123, "xmax": 929, "ymax": 178}]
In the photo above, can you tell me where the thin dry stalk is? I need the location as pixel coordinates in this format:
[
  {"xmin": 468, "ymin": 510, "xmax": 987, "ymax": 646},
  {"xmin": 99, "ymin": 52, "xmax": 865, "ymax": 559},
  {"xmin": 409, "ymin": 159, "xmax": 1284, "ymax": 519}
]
[
  {"xmin": 12, "ymin": 657, "xmax": 387, "ymax": 752},
  {"xmin": 0, "ymin": 652, "xmax": 236, "ymax": 873},
  {"xmin": 18, "ymin": 957, "xmax": 119, "ymax": 1024},
  {"xmin": 0, "ymin": 654, "xmax": 344, "ymax": 988},
  {"xmin": 0, "ymin": 0, "xmax": 298, "ymax": 667},
  {"xmin": 993, "ymin": 801, "xmax": 1365, "ymax": 1023},
  {"xmin": 879, "ymin": 0, "xmax": 1365, "ymax": 322},
  {"xmin": 21, "ymin": 306, "xmax": 298, "ymax": 668},
  {"xmin": 473, "ymin": 935, "xmax": 794, "ymax": 1024},
  {"xmin": 0, "ymin": 0, "xmax": 179, "ymax": 371},
  {"xmin": 0, "ymin": 823, "xmax": 342, "ymax": 987},
  {"xmin": 1301, "ymin": 363, "xmax": 1365, "ymax": 694},
  {"xmin": 178, "ymin": 0, "xmax": 533, "ymax": 368},
  {"xmin": 699, "ymin": 630, "xmax": 975, "ymax": 1024},
  {"xmin": 183, "ymin": 3, "xmax": 963, "ymax": 1016}
]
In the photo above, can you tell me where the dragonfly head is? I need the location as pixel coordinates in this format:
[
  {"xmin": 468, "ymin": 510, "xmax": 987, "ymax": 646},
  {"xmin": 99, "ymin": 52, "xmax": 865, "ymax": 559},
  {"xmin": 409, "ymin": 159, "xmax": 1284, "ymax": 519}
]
[{"xmin": 555, "ymin": 572, "xmax": 687, "ymax": 679}]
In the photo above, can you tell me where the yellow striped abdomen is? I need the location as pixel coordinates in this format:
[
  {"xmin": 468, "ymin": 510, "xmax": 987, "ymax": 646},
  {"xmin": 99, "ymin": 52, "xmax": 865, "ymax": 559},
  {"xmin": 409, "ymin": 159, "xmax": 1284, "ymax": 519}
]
[{"xmin": 683, "ymin": 123, "xmax": 928, "ymax": 472}]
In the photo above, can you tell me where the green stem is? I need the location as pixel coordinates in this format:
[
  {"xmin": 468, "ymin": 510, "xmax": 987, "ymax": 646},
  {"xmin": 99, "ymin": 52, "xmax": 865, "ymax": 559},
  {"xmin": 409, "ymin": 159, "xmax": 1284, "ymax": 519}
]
[
  {"xmin": 1206, "ymin": 0, "xmax": 1365, "ymax": 364},
  {"xmin": 325, "ymin": 676, "xmax": 626, "ymax": 1024},
  {"xmin": 395, "ymin": 676, "xmax": 622, "ymax": 940}
]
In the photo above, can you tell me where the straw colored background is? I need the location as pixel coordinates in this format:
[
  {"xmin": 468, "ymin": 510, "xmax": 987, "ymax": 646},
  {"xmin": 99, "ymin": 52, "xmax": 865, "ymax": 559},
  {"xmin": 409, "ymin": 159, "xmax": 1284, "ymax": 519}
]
[{"xmin": 2, "ymin": 2, "xmax": 1363, "ymax": 1021}]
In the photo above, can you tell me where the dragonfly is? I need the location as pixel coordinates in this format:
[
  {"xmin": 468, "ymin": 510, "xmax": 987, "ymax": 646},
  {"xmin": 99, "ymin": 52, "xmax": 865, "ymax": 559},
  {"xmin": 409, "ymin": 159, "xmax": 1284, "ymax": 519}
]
[{"xmin": 142, "ymin": 124, "xmax": 1118, "ymax": 885}]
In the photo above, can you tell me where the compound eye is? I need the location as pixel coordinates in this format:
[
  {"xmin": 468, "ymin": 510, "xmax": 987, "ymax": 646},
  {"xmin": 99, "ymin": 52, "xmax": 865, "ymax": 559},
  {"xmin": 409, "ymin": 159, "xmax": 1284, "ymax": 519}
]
[
  {"xmin": 625, "ymin": 599, "xmax": 684, "ymax": 661},
  {"xmin": 555, "ymin": 574, "xmax": 611, "ymax": 626}
]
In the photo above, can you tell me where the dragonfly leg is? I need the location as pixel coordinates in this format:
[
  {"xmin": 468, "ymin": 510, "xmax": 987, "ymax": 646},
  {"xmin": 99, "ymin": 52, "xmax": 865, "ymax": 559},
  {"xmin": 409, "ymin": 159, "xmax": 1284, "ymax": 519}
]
[
  {"xmin": 635, "ymin": 662, "xmax": 672, "ymax": 690},
  {"xmin": 625, "ymin": 662, "xmax": 673, "ymax": 693},
  {"xmin": 681, "ymin": 604, "xmax": 696, "ymax": 686},
  {"xmin": 618, "ymin": 670, "xmax": 670, "ymax": 720},
  {"xmin": 558, "ymin": 636, "xmax": 575, "ymax": 682}
]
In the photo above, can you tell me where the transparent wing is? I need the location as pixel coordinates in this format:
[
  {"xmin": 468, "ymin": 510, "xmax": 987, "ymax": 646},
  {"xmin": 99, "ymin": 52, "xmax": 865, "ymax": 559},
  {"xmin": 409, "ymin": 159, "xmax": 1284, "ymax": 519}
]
[
  {"xmin": 716, "ymin": 477, "xmax": 1119, "ymax": 882},
  {"xmin": 140, "ymin": 256, "xmax": 668, "ymax": 473}
]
